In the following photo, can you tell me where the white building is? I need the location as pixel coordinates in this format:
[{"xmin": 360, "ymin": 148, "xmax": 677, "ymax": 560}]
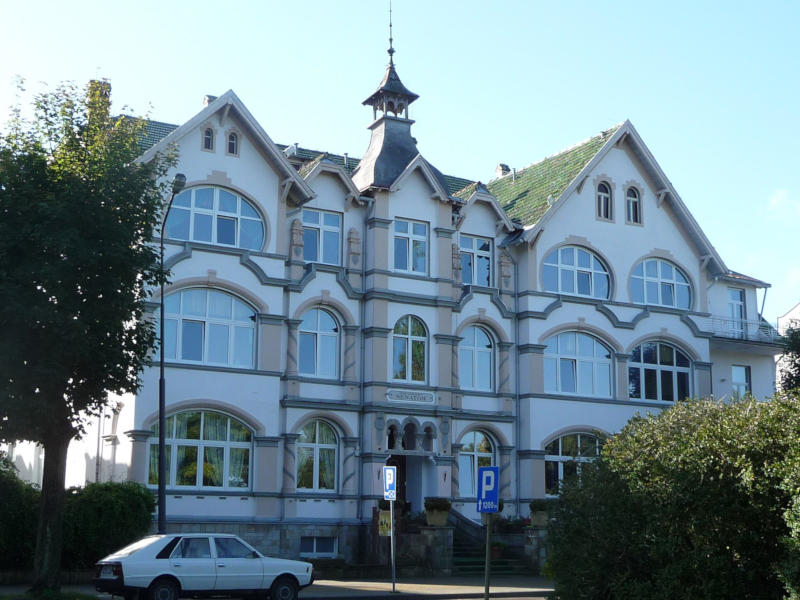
[{"xmin": 5, "ymin": 50, "xmax": 783, "ymax": 560}]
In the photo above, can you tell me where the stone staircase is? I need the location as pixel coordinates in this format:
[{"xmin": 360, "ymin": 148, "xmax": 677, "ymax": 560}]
[{"xmin": 448, "ymin": 511, "xmax": 528, "ymax": 576}]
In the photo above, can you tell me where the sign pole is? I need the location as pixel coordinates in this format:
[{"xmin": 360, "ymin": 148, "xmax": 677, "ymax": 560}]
[
  {"xmin": 484, "ymin": 512, "xmax": 492, "ymax": 600},
  {"xmin": 390, "ymin": 499, "xmax": 396, "ymax": 593}
]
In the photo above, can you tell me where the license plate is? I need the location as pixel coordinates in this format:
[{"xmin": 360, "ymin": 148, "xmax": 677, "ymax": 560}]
[{"xmin": 101, "ymin": 566, "xmax": 113, "ymax": 577}]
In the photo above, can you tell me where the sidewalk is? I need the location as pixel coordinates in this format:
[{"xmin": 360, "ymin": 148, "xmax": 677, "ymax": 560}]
[{"xmin": 0, "ymin": 576, "xmax": 553, "ymax": 599}]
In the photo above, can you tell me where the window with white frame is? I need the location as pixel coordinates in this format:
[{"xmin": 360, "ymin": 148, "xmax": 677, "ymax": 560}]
[
  {"xmin": 147, "ymin": 410, "xmax": 252, "ymax": 489},
  {"xmin": 596, "ymin": 182, "xmax": 612, "ymax": 220},
  {"xmin": 161, "ymin": 289, "xmax": 256, "ymax": 368},
  {"xmin": 626, "ymin": 187, "xmax": 641, "ymax": 224},
  {"xmin": 302, "ymin": 209, "xmax": 341, "ymax": 265},
  {"xmin": 731, "ymin": 365, "xmax": 751, "ymax": 399},
  {"xmin": 631, "ymin": 258, "xmax": 691, "ymax": 309},
  {"xmin": 728, "ymin": 288, "xmax": 746, "ymax": 338},
  {"xmin": 392, "ymin": 315, "xmax": 427, "ymax": 383},
  {"xmin": 460, "ymin": 234, "xmax": 492, "ymax": 286},
  {"xmin": 459, "ymin": 326, "xmax": 494, "ymax": 391},
  {"xmin": 300, "ymin": 536, "xmax": 337, "ymax": 557},
  {"xmin": 203, "ymin": 128, "xmax": 214, "ymax": 151},
  {"xmin": 393, "ymin": 219, "xmax": 427, "ymax": 274},
  {"xmin": 165, "ymin": 186, "xmax": 265, "ymax": 251},
  {"xmin": 296, "ymin": 420, "xmax": 337, "ymax": 491},
  {"xmin": 298, "ymin": 308, "xmax": 339, "ymax": 379},
  {"xmin": 458, "ymin": 431, "xmax": 494, "ymax": 497},
  {"xmin": 544, "ymin": 332, "xmax": 612, "ymax": 397},
  {"xmin": 628, "ymin": 342, "xmax": 691, "ymax": 402},
  {"xmin": 544, "ymin": 432, "xmax": 601, "ymax": 495},
  {"xmin": 227, "ymin": 132, "xmax": 238, "ymax": 155},
  {"xmin": 542, "ymin": 246, "xmax": 610, "ymax": 299}
]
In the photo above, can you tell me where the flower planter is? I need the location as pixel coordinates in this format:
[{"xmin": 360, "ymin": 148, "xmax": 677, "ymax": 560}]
[{"xmin": 426, "ymin": 508, "xmax": 449, "ymax": 527}]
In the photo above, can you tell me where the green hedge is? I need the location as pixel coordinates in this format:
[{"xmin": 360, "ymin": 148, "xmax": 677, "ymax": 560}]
[
  {"xmin": 545, "ymin": 392, "xmax": 800, "ymax": 600},
  {"xmin": 62, "ymin": 482, "xmax": 155, "ymax": 569},
  {"xmin": 0, "ymin": 455, "xmax": 39, "ymax": 569}
]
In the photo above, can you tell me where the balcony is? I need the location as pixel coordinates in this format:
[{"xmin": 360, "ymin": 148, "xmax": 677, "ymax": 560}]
[{"xmin": 710, "ymin": 316, "xmax": 782, "ymax": 344}]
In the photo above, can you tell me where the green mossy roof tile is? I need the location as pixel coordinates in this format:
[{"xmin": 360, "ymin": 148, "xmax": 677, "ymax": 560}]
[{"xmin": 487, "ymin": 125, "xmax": 621, "ymax": 226}]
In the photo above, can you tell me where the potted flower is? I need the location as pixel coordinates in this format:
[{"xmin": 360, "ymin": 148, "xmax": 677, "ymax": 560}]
[{"xmin": 424, "ymin": 496, "xmax": 451, "ymax": 526}]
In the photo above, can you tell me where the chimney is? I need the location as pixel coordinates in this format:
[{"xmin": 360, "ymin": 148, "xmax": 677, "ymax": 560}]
[
  {"xmin": 496, "ymin": 163, "xmax": 511, "ymax": 178},
  {"xmin": 284, "ymin": 143, "xmax": 299, "ymax": 158},
  {"xmin": 203, "ymin": 95, "xmax": 217, "ymax": 107},
  {"xmin": 343, "ymin": 153, "xmax": 349, "ymax": 168}
]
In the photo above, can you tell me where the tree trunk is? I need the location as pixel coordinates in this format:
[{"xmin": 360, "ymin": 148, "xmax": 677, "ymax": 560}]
[{"xmin": 30, "ymin": 429, "xmax": 73, "ymax": 593}]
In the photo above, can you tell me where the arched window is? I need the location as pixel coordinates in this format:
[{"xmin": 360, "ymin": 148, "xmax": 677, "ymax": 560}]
[
  {"xmin": 392, "ymin": 315, "xmax": 427, "ymax": 383},
  {"xmin": 162, "ymin": 288, "xmax": 256, "ymax": 368},
  {"xmin": 596, "ymin": 181, "xmax": 612, "ymax": 220},
  {"xmin": 459, "ymin": 326, "xmax": 494, "ymax": 391},
  {"xmin": 458, "ymin": 431, "xmax": 494, "ymax": 497},
  {"xmin": 544, "ymin": 332, "xmax": 612, "ymax": 397},
  {"xmin": 297, "ymin": 420, "xmax": 337, "ymax": 491},
  {"xmin": 203, "ymin": 128, "xmax": 214, "ymax": 151},
  {"xmin": 227, "ymin": 132, "xmax": 238, "ymax": 155},
  {"xmin": 298, "ymin": 308, "xmax": 339, "ymax": 379},
  {"xmin": 542, "ymin": 246, "xmax": 610, "ymax": 299},
  {"xmin": 631, "ymin": 258, "xmax": 691, "ymax": 309},
  {"xmin": 626, "ymin": 187, "xmax": 641, "ymax": 223},
  {"xmin": 544, "ymin": 432, "xmax": 601, "ymax": 495},
  {"xmin": 148, "ymin": 410, "xmax": 252, "ymax": 489},
  {"xmin": 628, "ymin": 342, "xmax": 691, "ymax": 402},
  {"xmin": 165, "ymin": 186, "xmax": 265, "ymax": 251}
]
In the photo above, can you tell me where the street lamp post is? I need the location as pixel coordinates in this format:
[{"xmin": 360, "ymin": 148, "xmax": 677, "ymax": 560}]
[{"xmin": 158, "ymin": 173, "xmax": 187, "ymax": 534}]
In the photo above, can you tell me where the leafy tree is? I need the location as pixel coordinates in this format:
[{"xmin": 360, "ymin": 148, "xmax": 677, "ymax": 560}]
[
  {"xmin": 0, "ymin": 451, "xmax": 40, "ymax": 570},
  {"xmin": 0, "ymin": 81, "xmax": 174, "ymax": 591},
  {"xmin": 780, "ymin": 325, "xmax": 800, "ymax": 391},
  {"xmin": 545, "ymin": 393, "xmax": 800, "ymax": 599}
]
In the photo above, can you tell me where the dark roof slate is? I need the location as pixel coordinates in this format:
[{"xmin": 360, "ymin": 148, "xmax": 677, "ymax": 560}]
[
  {"xmin": 140, "ymin": 119, "xmax": 179, "ymax": 151},
  {"xmin": 487, "ymin": 125, "xmax": 621, "ymax": 226}
]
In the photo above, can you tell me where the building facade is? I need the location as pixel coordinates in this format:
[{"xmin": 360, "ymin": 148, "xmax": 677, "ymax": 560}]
[{"xmin": 9, "ymin": 52, "xmax": 781, "ymax": 560}]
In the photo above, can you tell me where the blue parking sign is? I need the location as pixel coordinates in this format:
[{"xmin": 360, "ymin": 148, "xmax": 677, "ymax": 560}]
[
  {"xmin": 383, "ymin": 465, "xmax": 397, "ymax": 501},
  {"xmin": 476, "ymin": 466, "xmax": 499, "ymax": 512}
]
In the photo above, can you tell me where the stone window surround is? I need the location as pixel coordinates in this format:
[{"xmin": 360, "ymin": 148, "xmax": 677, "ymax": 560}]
[
  {"xmin": 593, "ymin": 174, "xmax": 616, "ymax": 222},
  {"xmin": 225, "ymin": 127, "xmax": 242, "ymax": 157},
  {"xmin": 390, "ymin": 314, "xmax": 429, "ymax": 385},
  {"xmin": 201, "ymin": 123, "xmax": 216, "ymax": 153},
  {"xmin": 623, "ymin": 180, "xmax": 644, "ymax": 225},
  {"xmin": 391, "ymin": 217, "xmax": 429, "ymax": 276},
  {"xmin": 295, "ymin": 418, "xmax": 339, "ymax": 493}
]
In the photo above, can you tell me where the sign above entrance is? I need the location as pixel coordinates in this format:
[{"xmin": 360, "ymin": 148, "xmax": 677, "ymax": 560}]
[
  {"xmin": 386, "ymin": 389, "xmax": 435, "ymax": 404},
  {"xmin": 383, "ymin": 465, "xmax": 397, "ymax": 501},
  {"xmin": 477, "ymin": 466, "xmax": 499, "ymax": 513}
]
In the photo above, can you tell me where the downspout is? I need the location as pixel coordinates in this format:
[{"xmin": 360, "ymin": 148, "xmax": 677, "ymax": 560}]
[
  {"xmin": 509, "ymin": 248, "xmax": 521, "ymax": 516},
  {"xmin": 356, "ymin": 196, "xmax": 374, "ymax": 522}
]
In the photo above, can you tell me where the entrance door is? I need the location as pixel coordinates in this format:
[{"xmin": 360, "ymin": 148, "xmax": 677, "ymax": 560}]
[{"xmin": 386, "ymin": 455, "xmax": 406, "ymax": 505}]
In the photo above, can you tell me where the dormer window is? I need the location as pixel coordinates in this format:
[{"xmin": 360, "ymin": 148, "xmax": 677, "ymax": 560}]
[
  {"xmin": 460, "ymin": 234, "xmax": 492, "ymax": 286},
  {"xmin": 227, "ymin": 132, "xmax": 239, "ymax": 156},
  {"xmin": 596, "ymin": 182, "xmax": 612, "ymax": 220},
  {"xmin": 203, "ymin": 128, "xmax": 214, "ymax": 151}
]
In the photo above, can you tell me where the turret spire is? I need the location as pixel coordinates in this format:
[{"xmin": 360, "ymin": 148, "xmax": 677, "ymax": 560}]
[{"xmin": 388, "ymin": 0, "xmax": 395, "ymax": 66}]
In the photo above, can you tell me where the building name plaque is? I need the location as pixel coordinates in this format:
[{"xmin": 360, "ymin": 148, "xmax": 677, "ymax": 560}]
[{"xmin": 386, "ymin": 389, "xmax": 435, "ymax": 404}]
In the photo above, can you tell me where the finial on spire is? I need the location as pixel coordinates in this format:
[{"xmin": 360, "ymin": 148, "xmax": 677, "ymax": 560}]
[{"xmin": 388, "ymin": 0, "xmax": 395, "ymax": 65}]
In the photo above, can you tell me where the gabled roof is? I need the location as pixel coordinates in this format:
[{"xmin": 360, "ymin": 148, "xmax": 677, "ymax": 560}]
[
  {"xmin": 454, "ymin": 182, "xmax": 517, "ymax": 232},
  {"xmin": 487, "ymin": 125, "xmax": 621, "ymax": 226},
  {"xmin": 137, "ymin": 90, "xmax": 314, "ymax": 205},
  {"xmin": 298, "ymin": 153, "xmax": 362, "ymax": 205},
  {"xmin": 389, "ymin": 154, "xmax": 452, "ymax": 201}
]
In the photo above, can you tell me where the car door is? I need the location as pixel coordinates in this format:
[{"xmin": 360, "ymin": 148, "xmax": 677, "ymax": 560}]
[
  {"xmin": 212, "ymin": 536, "xmax": 264, "ymax": 591},
  {"xmin": 169, "ymin": 536, "xmax": 216, "ymax": 591}
]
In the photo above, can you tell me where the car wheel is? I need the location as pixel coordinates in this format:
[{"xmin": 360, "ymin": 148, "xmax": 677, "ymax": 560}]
[
  {"xmin": 149, "ymin": 578, "xmax": 179, "ymax": 600},
  {"xmin": 270, "ymin": 576, "xmax": 298, "ymax": 600}
]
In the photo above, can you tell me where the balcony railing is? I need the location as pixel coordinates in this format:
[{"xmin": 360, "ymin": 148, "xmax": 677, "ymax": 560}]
[{"xmin": 710, "ymin": 316, "xmax": 781, "ymax": 343}]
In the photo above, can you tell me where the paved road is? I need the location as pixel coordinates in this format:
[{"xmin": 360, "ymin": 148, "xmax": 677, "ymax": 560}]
[{"xmin": 0, "ymin": 576, "xmax": 553, "ymax": 599}]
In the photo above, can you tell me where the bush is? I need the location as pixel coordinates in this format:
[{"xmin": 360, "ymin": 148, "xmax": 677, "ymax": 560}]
[
  {"xmin": 423, "ymin": 497, "xmax": 451, "ymax": 512},
  {"xmin": 546, "ymin": 393, "xmax": 800, "ymax": 599},
  {"xmin": 61, "ymin": 482, "xmax": 155, "ymax": 569},
  {"xmin": 0, "ymin": 453, "xmax": 39, "ymax": 569}
]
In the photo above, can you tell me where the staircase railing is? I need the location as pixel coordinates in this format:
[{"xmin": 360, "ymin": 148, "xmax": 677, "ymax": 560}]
[{"xmin": 448, "ymin": 508, "xmax": 484, "ymax": 546}]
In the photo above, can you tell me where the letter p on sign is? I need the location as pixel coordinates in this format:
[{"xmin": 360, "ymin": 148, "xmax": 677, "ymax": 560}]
[{"xmin": 476, "ymin": 466, "xmax": 499, "ymax": 512}]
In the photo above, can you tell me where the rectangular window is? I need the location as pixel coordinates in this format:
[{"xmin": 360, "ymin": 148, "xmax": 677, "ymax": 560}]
[
  {"xmin": 728, "ymin": 288, "xmax": 746, "ymax": 338},
  {"xmin": 299, "ymin": 536, "xmax": 337, "ymax": 557},
  {"xmin": 394, "ymin": 219, "xmax": 427, "ymax": 274},
  {"xmin": 459, "ymin": 235, "xmax": 493, "ymax": 286},
  {"xmin": 302, "ymin": 209, "xmax": 341, "ymax": 265},
  {"xmin": 731, "ymin": 365, "xmax": 751, "ymax": 400}
]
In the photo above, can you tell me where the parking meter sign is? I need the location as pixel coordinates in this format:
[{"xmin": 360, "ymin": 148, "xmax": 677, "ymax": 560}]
[
  {"xmin": 383, "ymin": 465, "xmax": 397, "ymax": 501},
  {"xmin": 477, "ymin": 466, "xmax": 499, "ymax": 513}
]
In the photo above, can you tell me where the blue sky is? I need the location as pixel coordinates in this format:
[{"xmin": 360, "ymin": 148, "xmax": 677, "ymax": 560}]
[{"xmin": 1, "ymin": 0, "xmax": 797, "ymax": 320}]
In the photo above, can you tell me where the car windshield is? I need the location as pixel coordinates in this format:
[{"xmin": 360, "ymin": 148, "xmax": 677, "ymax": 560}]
[{"xmin": 111, "ymin": 536, "xmax": 163, "ymax": 557}]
